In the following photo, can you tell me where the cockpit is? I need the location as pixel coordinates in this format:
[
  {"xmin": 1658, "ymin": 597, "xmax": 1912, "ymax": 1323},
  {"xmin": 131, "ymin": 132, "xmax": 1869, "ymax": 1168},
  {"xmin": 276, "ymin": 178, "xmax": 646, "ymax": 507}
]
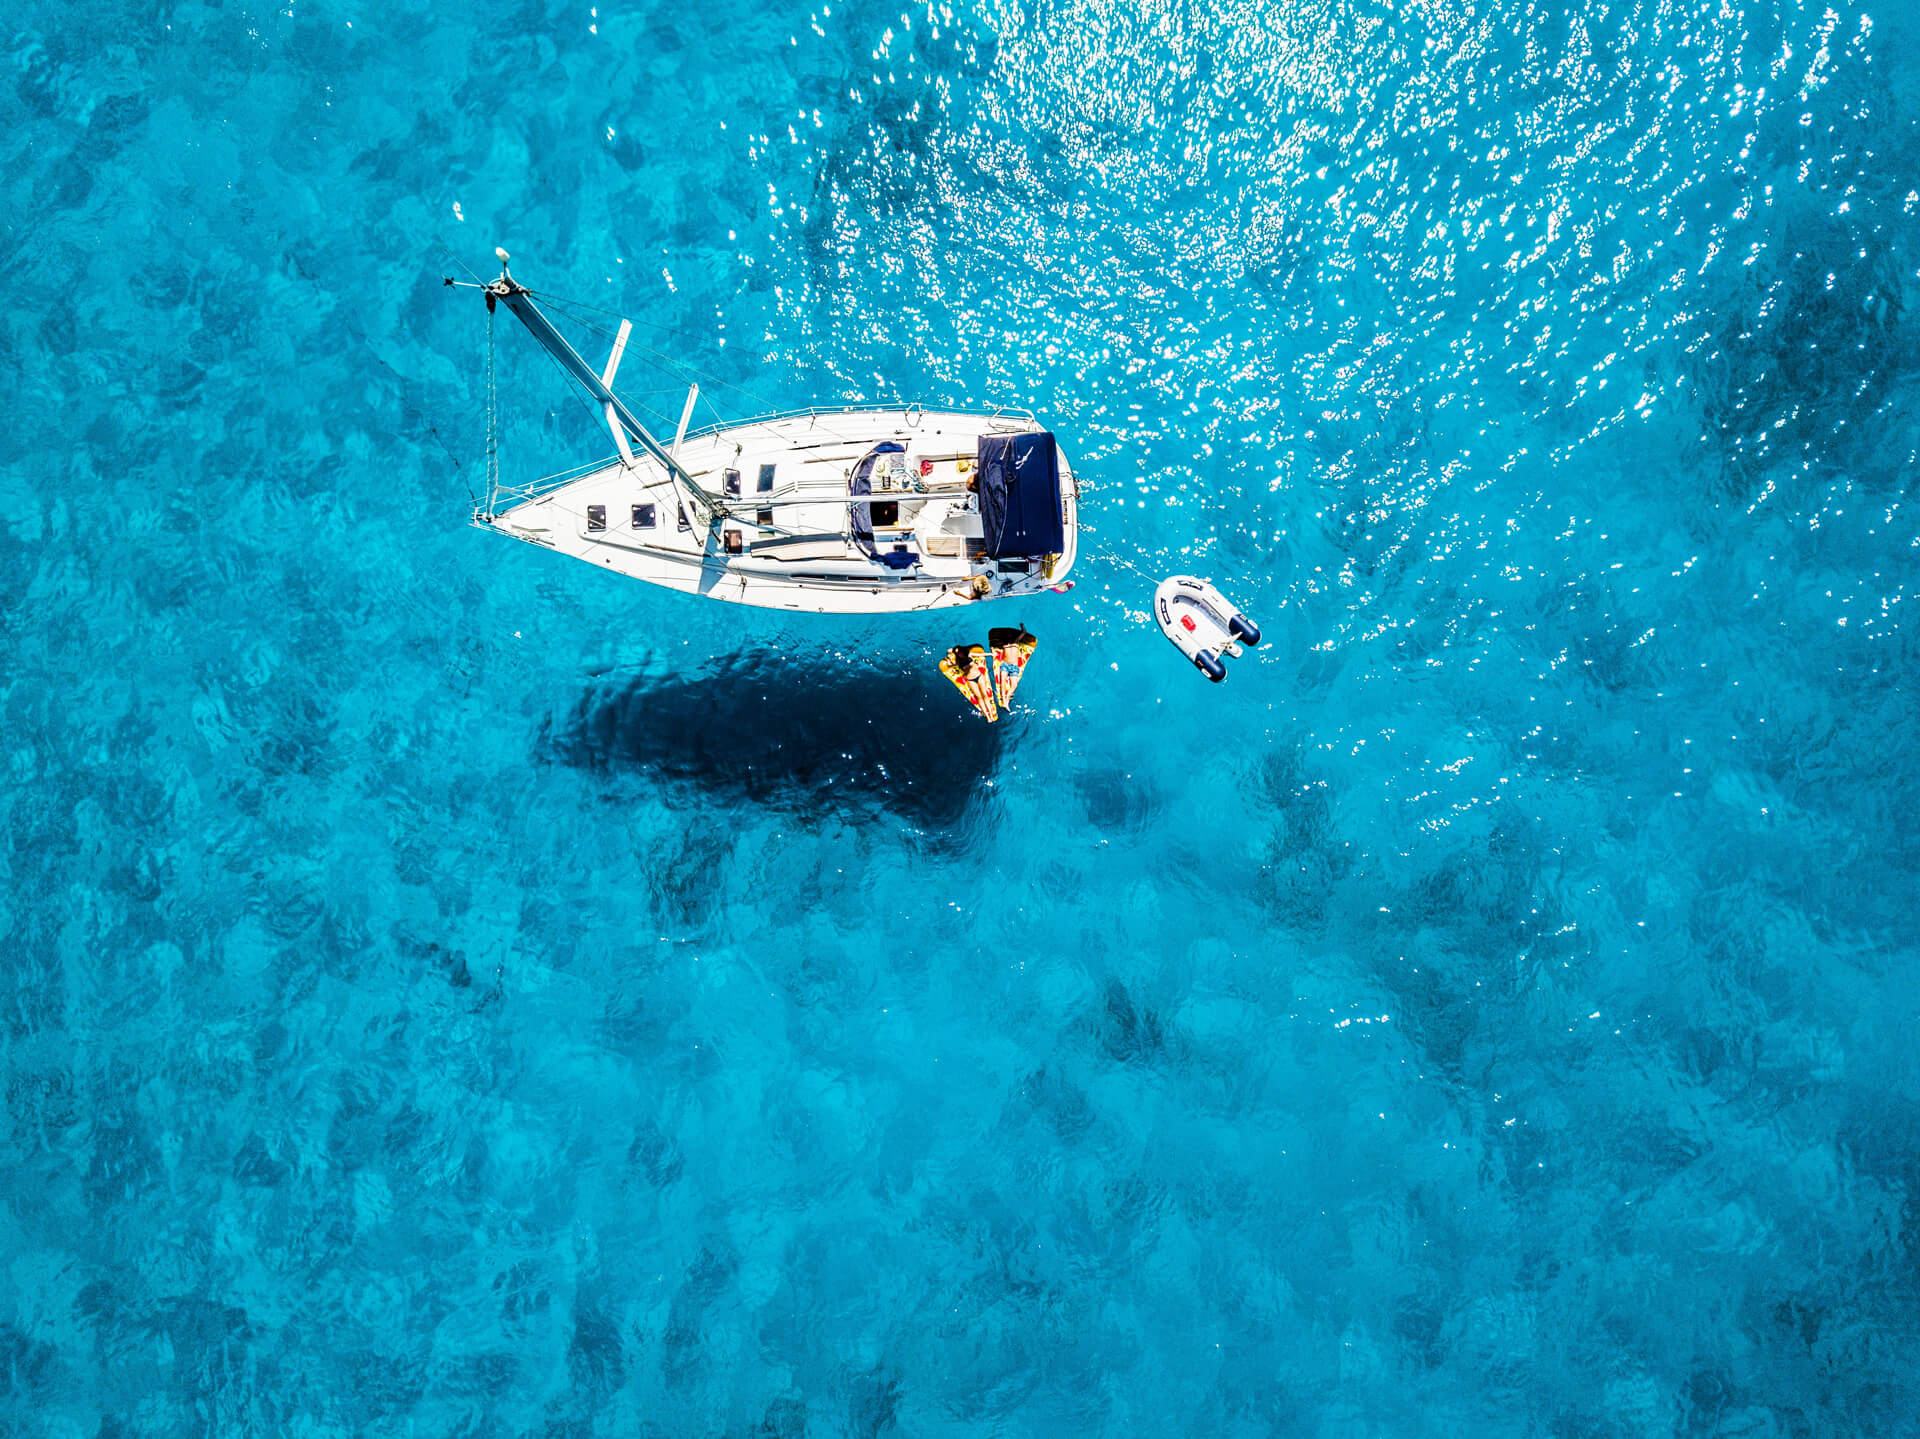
[{"xmin": 849, "ymin": 441, "xmax": 929, "ymax": 566}]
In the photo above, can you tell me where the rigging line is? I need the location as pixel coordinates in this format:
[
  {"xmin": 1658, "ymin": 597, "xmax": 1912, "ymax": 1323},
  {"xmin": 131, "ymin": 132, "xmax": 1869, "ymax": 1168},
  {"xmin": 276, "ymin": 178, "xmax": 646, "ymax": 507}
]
[
  {"xmin": 529, "ymin": 293, "xmax": 725, "ymax": 398},
  {"xmin": 523, "ymin": 294, "xmax": 784, "ymax": 434},
  {"xmin": 627, "ymin": 337, "xmax": 788, "ymax": 414},
  {"xmin": 484, "ymin": 302, "xmax": 498, "ymax": 512},
  {"xmin": 649, "ymin": 355, "xmax": 876, "ymax": 453},
  {"xmin": 523, "ymin": 291, "xmax": 875, "ymax": 451},
  {"xmin": 525, "ymin": 288, "xmax": 682, "ymax": 335},
  {"xmin": 525, "ymin": 334, "xmax": 639, "ymax": 458},
  {"xmin": 540, "ymin": 308, "xmax": 718, "ymax": 396},
  {"xmin": 1084, "ymin": 538, "xmax": 1160, "ymax": 589},
  {"xmin": 524, "ymin": 291, "xmax": 790, "ymax": 419},
  {"xmin": 434, "ymin": 241, "xmax": 486, "ymax": 287},
  {"xmin": 519, "ymin": 341, "xmax": 738, "ymax": 523},
  {"xmin": 530, "ymin": 293, "xmax": 626, "ymax": 342},
  {"xmin": 506, "ymin": 306, "xmax": 677, "ymax": 435},
  {"xmin": 616, "ymin": 385, "xmax": 708, "ymax": 402},
  {"xmin": 526, "ymin": 296, "xmax": 886, "ymax": 454}
]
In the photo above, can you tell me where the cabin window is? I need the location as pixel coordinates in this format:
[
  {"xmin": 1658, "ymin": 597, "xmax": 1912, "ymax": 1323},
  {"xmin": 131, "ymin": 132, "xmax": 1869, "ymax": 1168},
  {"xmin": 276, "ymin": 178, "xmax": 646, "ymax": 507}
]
[
  {"xmin": 677, "ymin": 505, "xmax": 690, "ymax": 532},
  {"xmin": 633, "ymin": 503, "xmax": 656, "ymax": 529},
  {"xmin": 757, "ymin": 507, "xmax": 774, "ymax": 528},
  {"xmin": 757, "ymin": 464, "xmax": 776, "ymax": 492},
  {"xmin": 871, "ymin": 500, "xmax": 900, "ymax": 528},
  {"xmin": 724, "ymin": 468, "xmax": 742, "ymax": 498},
  {"xmin": 723, "ymin": 529, "xmax": 744, "ymax": 555},
  {"xmin": 586, "ymin": 504, "xmax": 606, "ymax": 531}
]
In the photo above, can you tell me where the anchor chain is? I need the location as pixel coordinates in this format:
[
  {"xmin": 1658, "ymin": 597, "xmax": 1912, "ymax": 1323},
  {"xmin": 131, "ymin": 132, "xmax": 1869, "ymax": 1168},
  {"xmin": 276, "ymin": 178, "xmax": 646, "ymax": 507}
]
[{"xmin": 484, "ymin": 302, "xmax": 499, "ymax": 517}]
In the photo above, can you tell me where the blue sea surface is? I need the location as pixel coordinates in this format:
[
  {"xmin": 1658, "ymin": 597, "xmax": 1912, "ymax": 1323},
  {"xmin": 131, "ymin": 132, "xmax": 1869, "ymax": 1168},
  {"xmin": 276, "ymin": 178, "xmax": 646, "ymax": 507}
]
[{"xmin": 5, "ymin": 0, "xmax": 1920, "ymax": 1433}]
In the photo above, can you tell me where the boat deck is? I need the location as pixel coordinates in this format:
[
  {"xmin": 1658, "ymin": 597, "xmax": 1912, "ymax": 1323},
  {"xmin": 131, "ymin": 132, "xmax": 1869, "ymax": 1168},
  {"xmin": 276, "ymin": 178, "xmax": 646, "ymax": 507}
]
[{"xmin": 479, "ymin": 407, "xmax": 1078, "ymax": 614}]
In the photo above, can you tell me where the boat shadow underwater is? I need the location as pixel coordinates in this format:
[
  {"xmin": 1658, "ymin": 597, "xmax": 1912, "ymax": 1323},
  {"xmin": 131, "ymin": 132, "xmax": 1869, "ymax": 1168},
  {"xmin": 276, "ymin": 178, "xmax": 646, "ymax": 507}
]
[{"xmin": 545, "ymin": 649, "xmax": 1005, "ymax": 829}]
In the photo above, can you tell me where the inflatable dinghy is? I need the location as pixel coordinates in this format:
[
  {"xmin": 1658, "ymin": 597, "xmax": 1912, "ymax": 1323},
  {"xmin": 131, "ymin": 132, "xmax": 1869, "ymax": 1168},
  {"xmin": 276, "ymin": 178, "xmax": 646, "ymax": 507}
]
[{"xmin": 1154, "ymin": 575, "xmax": 1261, "ymax": 682}]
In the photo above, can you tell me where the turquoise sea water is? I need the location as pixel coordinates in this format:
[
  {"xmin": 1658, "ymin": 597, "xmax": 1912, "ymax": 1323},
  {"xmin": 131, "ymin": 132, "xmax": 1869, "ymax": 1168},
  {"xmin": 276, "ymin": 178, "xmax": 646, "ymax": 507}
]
[{"xmin": 5, "ymin": 0, "xmax": 1920, "ymax": 1432}]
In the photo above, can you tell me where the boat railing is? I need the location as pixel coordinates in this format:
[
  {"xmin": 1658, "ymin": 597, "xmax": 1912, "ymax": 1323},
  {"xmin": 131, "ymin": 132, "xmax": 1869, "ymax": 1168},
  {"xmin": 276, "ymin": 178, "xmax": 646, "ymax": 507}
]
[
  {"xmin": 680, "ymin": 400, "xmax": 1038, "ymax": 443},
  {"xmin": 481, "ymin": 402, "xmax": 1039, "ymax": 515},
  {"xmin": 487, "ymin": 454, "xmax": 622, "ymax": 510}
]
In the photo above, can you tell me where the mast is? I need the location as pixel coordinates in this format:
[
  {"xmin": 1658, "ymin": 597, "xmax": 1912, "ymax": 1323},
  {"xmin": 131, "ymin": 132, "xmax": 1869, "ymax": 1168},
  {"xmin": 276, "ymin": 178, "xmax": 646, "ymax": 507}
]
[{"xmin": 463, "ymin": 250, "xmax": 724, "ymax": 526}]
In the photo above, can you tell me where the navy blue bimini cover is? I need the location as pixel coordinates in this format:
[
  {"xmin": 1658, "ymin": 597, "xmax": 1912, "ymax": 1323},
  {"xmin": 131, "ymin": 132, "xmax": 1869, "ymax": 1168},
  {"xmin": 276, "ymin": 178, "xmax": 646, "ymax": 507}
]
[
  {"xmin": 849, "ymin": 442, "xmax": 905, "ymax": 559},
  {"xmin": 978, "ymin": 432, "xmax": 1064, "ymax": 559}
]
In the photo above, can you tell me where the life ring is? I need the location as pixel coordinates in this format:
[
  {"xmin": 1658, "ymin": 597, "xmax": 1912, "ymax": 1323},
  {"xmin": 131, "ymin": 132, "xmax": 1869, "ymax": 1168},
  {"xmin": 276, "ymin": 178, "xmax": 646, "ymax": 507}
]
[{"xmin": 1154, "ymin": 575, "xmax": 1260, "ymax": 682}]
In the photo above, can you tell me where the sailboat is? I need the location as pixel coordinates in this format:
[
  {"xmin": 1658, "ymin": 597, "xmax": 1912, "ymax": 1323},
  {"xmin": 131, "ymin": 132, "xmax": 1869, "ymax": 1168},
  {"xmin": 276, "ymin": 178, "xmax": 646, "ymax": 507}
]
[{"xmin": 448, "ymin": 251, "xmax": 1079, "ymax": 615}]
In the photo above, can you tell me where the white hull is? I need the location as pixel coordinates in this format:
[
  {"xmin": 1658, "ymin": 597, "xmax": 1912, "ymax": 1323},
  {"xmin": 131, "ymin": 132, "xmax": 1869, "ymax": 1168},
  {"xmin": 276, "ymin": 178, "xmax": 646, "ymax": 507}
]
[{"xmin": 478, "ymin": 406, "xmax": 1079, "ymax": 615}]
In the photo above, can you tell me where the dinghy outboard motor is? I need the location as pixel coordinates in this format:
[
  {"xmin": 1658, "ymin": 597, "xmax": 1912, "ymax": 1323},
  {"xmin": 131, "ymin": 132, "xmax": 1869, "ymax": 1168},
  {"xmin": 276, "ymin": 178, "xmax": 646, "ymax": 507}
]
[{"xmin": 1154, "ymin": 575, "xmax": 1260, "ymax": 682}]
